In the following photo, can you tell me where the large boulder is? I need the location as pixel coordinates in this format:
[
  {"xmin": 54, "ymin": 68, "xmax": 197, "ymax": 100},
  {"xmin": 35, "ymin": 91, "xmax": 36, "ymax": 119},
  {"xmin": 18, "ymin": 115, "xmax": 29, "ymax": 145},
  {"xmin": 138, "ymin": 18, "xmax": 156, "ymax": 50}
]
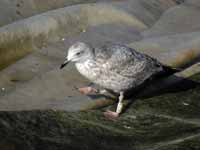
[
  {"xmin": 0, "ymin": 0, "xmax": 199, "ymax": 150},
  {"xmin": 143, "ymin": 2, "xmax": 200, "ymax": 37},
  {"xmin": 0, "ymin": 73, "xmax": 199, "ymax": 150}
]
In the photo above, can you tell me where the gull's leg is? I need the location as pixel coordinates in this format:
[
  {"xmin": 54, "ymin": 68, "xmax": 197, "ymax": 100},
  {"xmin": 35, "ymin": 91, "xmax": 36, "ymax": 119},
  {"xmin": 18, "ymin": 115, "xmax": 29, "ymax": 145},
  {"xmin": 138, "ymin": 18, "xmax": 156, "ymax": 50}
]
[
  {"xmin": 76, "ymin": 83, "xmax": 110, "ymax": 95},
  {"xmin": 75, "ymin": 82, "xmax": 99, "ymax": 95},
  {"xmin": 104, "ymin": 91, "xmax": 124, "ymax": 119},
  {"xmin": 77, "ymin": 86, "xmax": 98, "ymax": 95},
  {"xmin": 116, "ymin": 91, "xmax": 124, "ymax": 114}
]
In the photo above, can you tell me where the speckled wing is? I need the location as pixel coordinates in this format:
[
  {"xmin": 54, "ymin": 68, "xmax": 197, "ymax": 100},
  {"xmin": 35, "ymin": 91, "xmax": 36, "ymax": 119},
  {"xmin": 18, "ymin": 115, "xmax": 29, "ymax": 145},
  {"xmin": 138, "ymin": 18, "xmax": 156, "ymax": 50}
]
[{"xmin": 95, "ymin": 44, "xmax": 163, "ymax": 80}]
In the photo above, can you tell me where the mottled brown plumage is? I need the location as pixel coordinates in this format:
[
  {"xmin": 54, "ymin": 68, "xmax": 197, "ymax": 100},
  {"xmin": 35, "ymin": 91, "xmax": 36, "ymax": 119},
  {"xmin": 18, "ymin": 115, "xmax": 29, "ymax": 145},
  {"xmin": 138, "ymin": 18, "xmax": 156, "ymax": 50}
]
[{"xmin": 61, "ymin": 42, "xmax": 168, "ymax": 118}]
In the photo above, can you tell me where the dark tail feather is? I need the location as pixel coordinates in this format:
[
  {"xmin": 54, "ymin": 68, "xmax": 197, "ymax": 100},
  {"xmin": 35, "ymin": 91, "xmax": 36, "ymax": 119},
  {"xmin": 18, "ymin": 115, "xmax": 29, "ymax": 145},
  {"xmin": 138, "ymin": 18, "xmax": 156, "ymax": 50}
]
[
  {"xmin": 153, "ymin": 65, "xmax": 181, "ymax": 79},
  {"xmin": 162, "ymin": 65, "xmax": 181, "ymax": 75}
]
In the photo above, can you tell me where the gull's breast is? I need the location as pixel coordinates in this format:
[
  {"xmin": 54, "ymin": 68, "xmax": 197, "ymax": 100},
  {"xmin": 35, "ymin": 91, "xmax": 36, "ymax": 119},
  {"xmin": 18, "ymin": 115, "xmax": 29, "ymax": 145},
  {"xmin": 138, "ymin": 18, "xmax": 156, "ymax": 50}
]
[
  {"xmin": 75, "ymin": 60, "xmax": 134, "ymax": 92},
  {"xmin": 75, "ymin": 60, "xmax": 100, "ymax": 81}
]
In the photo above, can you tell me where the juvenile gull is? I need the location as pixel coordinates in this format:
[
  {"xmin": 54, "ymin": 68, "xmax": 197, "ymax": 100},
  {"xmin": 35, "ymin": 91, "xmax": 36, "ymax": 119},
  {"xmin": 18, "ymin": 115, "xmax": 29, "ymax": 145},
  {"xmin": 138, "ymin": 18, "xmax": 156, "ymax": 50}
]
[{"xmin": 60, "ymin": 42, "xmax": 171, "ymax": 118}]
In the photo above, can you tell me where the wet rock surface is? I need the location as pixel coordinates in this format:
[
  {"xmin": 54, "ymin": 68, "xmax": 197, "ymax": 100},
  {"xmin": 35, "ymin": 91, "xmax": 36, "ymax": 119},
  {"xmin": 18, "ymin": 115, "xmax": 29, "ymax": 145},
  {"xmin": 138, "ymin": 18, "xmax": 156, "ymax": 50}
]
[
  {"xmin": 0, "ymin": 80, "xmax": 200, "ymax": 150},
  {"xmin": 0, "ymin": 0, "xmax": 199, "ymax": 149}
]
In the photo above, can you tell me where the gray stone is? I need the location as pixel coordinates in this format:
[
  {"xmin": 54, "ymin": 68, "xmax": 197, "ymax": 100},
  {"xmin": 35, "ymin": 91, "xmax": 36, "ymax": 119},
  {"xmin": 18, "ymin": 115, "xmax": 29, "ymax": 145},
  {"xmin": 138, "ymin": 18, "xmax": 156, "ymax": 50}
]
[
  {"xmin": 143, "ymin": 3, "xmax": 200, "ymax": 37},
  {"xmin": 0, "ymin": 0, "xmax": 199, "ymax": 149}
]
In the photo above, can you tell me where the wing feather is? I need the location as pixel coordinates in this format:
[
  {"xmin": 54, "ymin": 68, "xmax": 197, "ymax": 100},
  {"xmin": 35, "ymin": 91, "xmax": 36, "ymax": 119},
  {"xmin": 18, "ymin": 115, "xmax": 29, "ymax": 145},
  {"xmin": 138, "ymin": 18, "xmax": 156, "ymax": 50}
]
[{"xmin": 94, "ymin": 44, "xmax": 163, "ymax": 80}]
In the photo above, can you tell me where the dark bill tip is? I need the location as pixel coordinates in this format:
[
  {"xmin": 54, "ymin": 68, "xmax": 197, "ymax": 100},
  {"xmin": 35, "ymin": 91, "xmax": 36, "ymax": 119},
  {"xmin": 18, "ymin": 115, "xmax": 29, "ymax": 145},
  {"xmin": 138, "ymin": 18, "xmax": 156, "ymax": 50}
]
[{"xmin": 60, "ymin": 61, "xmax": 69, "ymax": 69}]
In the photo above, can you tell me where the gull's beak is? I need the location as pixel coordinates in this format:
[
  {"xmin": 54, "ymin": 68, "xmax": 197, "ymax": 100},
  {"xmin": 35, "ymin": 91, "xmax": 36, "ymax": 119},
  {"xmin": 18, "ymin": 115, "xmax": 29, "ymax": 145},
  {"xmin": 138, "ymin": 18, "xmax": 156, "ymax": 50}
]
[{"xmin": 60, "ymin": 59, "xmax": 70, "ymax": 69}]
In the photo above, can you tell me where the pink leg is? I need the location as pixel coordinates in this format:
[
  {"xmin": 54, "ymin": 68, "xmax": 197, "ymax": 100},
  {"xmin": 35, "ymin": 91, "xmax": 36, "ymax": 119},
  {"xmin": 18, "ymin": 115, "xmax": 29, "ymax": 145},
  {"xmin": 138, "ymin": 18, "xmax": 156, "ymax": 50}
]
[
  {"xmin": 77, "ymin": 86, "xmax": 98, "ymax": 95},
  {"xmin": 104, "ymin": 110, "xmax": 119, "ymax": 120},
  {"xmin": 103, "ymin": 92, "xmax": 124, "ymax": 120}
]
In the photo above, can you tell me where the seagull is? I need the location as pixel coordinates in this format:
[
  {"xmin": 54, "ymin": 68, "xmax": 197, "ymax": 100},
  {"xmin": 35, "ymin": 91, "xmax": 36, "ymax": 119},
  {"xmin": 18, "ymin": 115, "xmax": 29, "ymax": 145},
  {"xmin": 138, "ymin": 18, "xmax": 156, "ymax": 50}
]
[{"xmin": 60, "ymin": 42, "xmax": 173, "ymax": 119}]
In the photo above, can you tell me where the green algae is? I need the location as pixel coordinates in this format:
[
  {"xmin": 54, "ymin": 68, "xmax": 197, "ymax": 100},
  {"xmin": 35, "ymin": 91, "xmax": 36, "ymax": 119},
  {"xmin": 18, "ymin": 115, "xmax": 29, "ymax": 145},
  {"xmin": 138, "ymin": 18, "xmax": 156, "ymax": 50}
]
[
  {"xmin": 0, "ymin": 1, "xmax": 199, "ymax": 149},
  {"xmin": 0, "ymin": 68, "xmax": 199, "ymax": 150},
  {"xmin": 0, "ymin": 87, "xmax": 199, "ymax": 150}
]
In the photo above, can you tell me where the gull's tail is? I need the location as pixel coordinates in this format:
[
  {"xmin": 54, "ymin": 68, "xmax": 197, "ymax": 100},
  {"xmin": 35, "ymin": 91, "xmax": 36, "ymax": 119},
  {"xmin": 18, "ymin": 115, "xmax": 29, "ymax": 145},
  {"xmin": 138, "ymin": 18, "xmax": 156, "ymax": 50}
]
[
  {"xmin": 152, "ymin": 65, "xmax": 181, "ymax": 79},
  {"xmin": 162, "ymin": 65, "xmax": 181, "ymax": 76}
]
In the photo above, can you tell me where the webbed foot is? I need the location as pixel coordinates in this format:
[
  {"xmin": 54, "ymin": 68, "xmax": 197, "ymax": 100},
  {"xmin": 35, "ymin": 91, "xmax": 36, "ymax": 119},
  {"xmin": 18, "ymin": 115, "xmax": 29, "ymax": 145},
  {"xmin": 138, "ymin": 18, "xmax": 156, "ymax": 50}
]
[
  {"xmin": 104, "ymin": 110, "xmax": 119, "ymax": 120},
  {"xmin": 77, "ymin": 86, "xmax": 98, "ymax": 95}
]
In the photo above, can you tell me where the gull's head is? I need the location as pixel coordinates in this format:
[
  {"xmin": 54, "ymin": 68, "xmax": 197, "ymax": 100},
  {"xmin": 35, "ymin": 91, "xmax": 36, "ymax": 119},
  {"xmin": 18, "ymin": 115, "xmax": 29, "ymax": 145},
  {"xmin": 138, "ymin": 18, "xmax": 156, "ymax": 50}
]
[{"xmin": 60, "ymin": 42, "xmax": 93, "ymax": 69}]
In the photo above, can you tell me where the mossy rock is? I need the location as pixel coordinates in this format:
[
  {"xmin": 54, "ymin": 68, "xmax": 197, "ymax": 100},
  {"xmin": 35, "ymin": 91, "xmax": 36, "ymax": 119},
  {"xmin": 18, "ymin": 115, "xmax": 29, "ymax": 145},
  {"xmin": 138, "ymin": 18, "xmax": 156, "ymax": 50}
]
[
  {"xmin": 0, "ymin": 74, "xmax": 199, "ymax": 150},
  {"xmin": 0, "ymin": 0, "xmax": 199, "ymax": 149}
]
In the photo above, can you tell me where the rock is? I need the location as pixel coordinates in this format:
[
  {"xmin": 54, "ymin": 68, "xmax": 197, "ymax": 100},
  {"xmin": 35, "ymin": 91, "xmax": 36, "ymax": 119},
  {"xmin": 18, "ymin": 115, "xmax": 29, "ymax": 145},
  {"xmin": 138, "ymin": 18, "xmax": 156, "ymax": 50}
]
[
  {"xmin": 129, "ymin": 31, "xmax": 200, "ymax": 68},
  {"xmin": 0, "ymin": 0, "xmax": 184, "ymax": 70},
  {"xmin": 116, "ymin": 0, "xmax": 185, "ymax": 27},
  {"xmin": 0, "ymin": 1, "xmax": 150, "ymax": 70},
  {"xmin": 0, "ymin": 74, "xmax": 199, "ymax": 149},
  {"xmin": 0, "ymin": 16, "xmax": 143, "ymax": 111},
  {"xmin": 143, "ymin": 3, "xmax": 200, "ymax": 37},
  {"xmin": 0, "ymin": 0, "xmax": 104, "ymax": 27},
  {"xmin": 0, "ymin": 0, "xmax": 199, "ymax": 149},
  {"xmin": 185, "ymin": 0, "xmax": 200, "ymax": 7}
]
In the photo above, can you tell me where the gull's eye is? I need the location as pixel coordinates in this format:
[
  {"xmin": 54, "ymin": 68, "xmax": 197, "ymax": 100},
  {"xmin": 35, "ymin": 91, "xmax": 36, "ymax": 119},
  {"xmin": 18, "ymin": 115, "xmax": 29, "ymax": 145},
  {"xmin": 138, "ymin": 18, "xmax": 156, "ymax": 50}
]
[{"xmin": 76, "ymin": 52, "xmax": 82, "ymax": 56}]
